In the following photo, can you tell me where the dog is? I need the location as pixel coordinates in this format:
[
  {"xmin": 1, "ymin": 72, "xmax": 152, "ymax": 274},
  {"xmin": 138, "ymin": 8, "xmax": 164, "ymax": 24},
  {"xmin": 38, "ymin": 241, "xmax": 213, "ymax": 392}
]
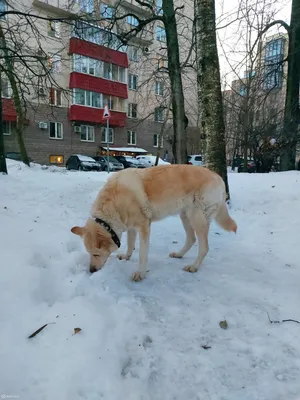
[{"xmin": 71, "ymin": 164, "xmax": 237, "ymax": 281}]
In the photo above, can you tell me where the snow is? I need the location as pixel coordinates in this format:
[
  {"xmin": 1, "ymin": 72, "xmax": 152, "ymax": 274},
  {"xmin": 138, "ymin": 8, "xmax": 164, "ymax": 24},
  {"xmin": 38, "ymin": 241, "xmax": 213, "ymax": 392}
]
[
  {"xmin": 76, "ymin": 155, "xmax": 97, "ymax": 162},
  {"xmin": 0, "ymin": 161, "xmax": 300, "ymax": 400},
  {"xmin": 102, "ymin": 146, "xmax": 148, "ymax": 153}
]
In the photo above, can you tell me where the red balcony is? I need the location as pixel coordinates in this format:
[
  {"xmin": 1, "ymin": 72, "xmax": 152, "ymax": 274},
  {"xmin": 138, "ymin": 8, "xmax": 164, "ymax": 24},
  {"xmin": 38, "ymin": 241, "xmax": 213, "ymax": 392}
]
[
  {"xmin": 69, "ymin": 72, "xmax": 128, "ymax": 99},
  {"xmin": 2, "ymin": 98, "xmax": 17, "ymax": 121},
  {"xmin": 69, "ymin": 37, "xmax": 129, "ymax": 68},
  {"xmin": 69, "ymin": 105, "xmax": 127, "ymax": 127}
]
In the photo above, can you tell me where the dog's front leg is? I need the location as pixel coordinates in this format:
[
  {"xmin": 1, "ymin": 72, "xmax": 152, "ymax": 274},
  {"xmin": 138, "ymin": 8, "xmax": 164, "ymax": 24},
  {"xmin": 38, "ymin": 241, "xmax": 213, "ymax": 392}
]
[
  {"xmin": 117, "ymin": 229, "xmax": 137, "ymax": 261},
  {"xmin": 131, "ymin": 223, "xmax": 150, "ymax": 282}
]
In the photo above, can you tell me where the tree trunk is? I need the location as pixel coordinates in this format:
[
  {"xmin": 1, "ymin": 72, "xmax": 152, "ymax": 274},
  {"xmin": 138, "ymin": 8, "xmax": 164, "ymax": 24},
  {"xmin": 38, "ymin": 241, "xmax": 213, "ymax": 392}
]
[
  {"xmin": 0, "ymin": 76, "xmax": 8, "ymax": 174},
  {"xmin": 195, "ymin": 0, "xmax": 230, "ymax": 199},
  {"xmin": 155, "ymin": 99, "xmax": 172, "ymax": 166},
  {"xmin": 0, "ymin": 27, "xmax": 30, "ymax": 167},
  {"xmin": 281, "ymin": 0, "xmax": 300, "ymax": 170},
  {"xmin": 163, "ymin": 0, "xmax": 187, "ymax": 164}
]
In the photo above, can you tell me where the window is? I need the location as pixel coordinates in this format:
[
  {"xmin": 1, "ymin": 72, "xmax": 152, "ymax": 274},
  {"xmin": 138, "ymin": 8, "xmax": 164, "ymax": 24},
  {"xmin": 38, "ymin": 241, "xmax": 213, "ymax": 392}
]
[
  {"xmin": 101, "ymin": 3, "xmax": 115, "ymax": 18},
  {"xmin": 73, "ymin": 21, "xmax": 127, "ymax": 52},
  {"xmin": 263, "ymin": 66, "xmax": 283, "ymax": 90},
  {"xmin": 127, "ymin": 15, "xmax": 139, "ymax": 26},
  {"xmin": 2, "ymin": 121, "xmax": 15, "ymax": 135},
  {"xmin": 73, "ymin": 89, "xmax": 103, "ymax": 108},
  {"xmin": 128, "ymin": 46, "xmax": 139, "ymax": 62},
  {"xmin": 263, "ymin": 39, "xmax": 284, "ymax": 90},
  {"xmin": 155, "ymin": 81, "xmax": 164, "ymax": 96},
  {"xmin": 153, "ymin": 133, "xmax": 163, "ymax": 147},
  {"xmin": 128, "ymin": 73, "xmax": 138, "ymax": 90},
  {"xmin": 49, "ymin": 88, "xmax": 62, "ymax": 106},
  {"xmin": 101, "ymin": 127, "xmax": 114, "ymax": 143},
  {"xmin": 128, "ymin": 103, "xmax": 137, "ymax": 118},
  {"xmin": 0, "ymin": 0, "xmax": 7, "ymax": 20},
  {"xmin": 49, "ymin": 155, "xmax": 64, "ymax": 164},
  {"xmin": 78, "ymin": 0, "xmax": 94, "ymax": 13},
  {"xmin": 156, "ymin": 26, "xmax": 166, "ymax": 42},
  {"xmin": 1, "ymin": 78, "xmax": 11, "ymax": 98},
  {"xmin": 156, "ymin": 54, "xmax": 167, "ymax": 70},
  {"xmin": 156, "ymin": 0, "xmax": 163, "ymax": 14},
  {"xmin": 119, "ymin": 67, "xmax": 126, "ymax": 83},
  {"xmin": 73, "ymin": 55, "xmax": 102, "ymax": 77},
  {"xmin": 47, "ymin": 19, "xmax": 60, "ymax": 38},
  {"xmin": 239, "ymin": 86, "xmax": 247, "ymax": 96},
  {"xmin": 49, "ymin": 122, "xmax": 63, "ymax": 139},
  {"xmin": 48, "ymin": 55, "xmax": 62, "ymax": 73},
  {"xmin": 127, "ymin": 130, "xmax": 136, "ymax": 145},
  {"xmin": 80, "ymin": 125, "xmax": 95, "ymax": 142},
  {"xmin": 154, "ymin": 107, "xmax": 164, "ymax": 122},
  {"xmin": 265, "ymin": 39, "xmax": 284, "ymax": 58}
]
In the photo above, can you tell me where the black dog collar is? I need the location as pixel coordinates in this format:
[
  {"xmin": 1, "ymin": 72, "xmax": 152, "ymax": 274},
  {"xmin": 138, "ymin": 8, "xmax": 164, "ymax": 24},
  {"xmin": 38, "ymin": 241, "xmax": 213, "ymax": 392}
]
[{"xmin": 94, "ymin": 218, "xmax": 121, "ymax": 248}]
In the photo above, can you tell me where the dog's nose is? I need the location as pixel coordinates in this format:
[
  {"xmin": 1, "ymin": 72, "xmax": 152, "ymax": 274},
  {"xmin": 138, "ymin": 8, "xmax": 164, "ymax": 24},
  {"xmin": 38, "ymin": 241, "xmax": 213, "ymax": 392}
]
[{"xmin": 90, "ymin": 265, "xmax": 97, "ymax": 273}]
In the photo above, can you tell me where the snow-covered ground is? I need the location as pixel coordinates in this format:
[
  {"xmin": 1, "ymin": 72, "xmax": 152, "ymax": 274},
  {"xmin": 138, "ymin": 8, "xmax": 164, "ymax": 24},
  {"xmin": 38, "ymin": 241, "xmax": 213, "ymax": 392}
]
[{"xmin": 0, "ymin": 161, "xmax": 300, "ymax": 400}]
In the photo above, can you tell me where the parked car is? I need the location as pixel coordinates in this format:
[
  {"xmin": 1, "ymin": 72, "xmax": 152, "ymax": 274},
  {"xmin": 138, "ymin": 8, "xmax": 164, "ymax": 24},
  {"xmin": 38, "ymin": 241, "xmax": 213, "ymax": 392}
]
[
  {"xmin": 114, "ymin": 155, "xmax": 145, "ymax": 169},
  {"xmin": 188, "ymin": 154, "xmax": 203, "ymax": 166},
  {"xmin": 93, "ymin": 155, "xmax": 124, "ymax": 172},
  {"xmin": 136, "ymin": 155, "xmax": 170, "ymax": 167},
  {"xmin": 5, "ymin": 152, "xmax": 33, "ymax": 162},
  {"xmin": 238, "ymin": 160, "xmax": 256, "ymax": 173},
  {"xmin": 66, "ymin": 154, "xmax": 102, "ymax": 171}
]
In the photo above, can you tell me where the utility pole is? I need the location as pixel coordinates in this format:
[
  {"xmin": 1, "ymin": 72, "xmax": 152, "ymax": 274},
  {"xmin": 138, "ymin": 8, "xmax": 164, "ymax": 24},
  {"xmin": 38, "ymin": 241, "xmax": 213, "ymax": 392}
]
[
  {"xmin": 103, "ymin": 104, "xmax": 111, "ymax": 173},
  {"xmin": 0, "ymin": 71, "xmax": 8, "ymax": 174}
]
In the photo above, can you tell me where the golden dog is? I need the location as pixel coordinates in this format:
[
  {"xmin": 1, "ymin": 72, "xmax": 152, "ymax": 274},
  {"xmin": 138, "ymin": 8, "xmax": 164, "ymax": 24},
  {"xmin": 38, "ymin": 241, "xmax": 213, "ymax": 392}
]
[{"xmin": 71, "ymin": 165, "xmax": 237, "ymax": 281}]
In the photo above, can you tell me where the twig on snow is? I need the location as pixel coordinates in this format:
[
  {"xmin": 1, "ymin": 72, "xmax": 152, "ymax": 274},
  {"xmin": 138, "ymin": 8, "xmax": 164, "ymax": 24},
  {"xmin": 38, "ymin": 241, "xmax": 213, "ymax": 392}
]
[{"xmin": 267, "ymin": 312, "xmax": 300, "ymax": 325}]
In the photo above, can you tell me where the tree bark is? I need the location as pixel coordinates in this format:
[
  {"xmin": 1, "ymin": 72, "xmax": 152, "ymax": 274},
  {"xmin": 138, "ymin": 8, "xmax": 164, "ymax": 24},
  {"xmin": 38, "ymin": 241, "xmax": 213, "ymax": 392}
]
[
  {"xmin": 280, "ymin": 0, "xmax": 300, "ymax": 170},
  {"xmin": 195, "ymin": 0, "xmax": 230, "ymax": 198},
  {"xmin": 0, "ymin": 76, "xmax": 8, "ymax": 174},
  {"xmin": 162, "ymin": 0, "xmax": 187, "ymax": 164},
  {"xmin": 0, "ymin": 26, "xmax": 30, "ymax": 167}
]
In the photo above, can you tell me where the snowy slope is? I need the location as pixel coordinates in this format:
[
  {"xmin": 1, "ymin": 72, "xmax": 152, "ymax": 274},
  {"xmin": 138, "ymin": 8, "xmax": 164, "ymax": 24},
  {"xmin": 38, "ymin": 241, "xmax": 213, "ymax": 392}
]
[{"xmin": 0, "ymin": 161, "xmax": 300, "ymax": 400}]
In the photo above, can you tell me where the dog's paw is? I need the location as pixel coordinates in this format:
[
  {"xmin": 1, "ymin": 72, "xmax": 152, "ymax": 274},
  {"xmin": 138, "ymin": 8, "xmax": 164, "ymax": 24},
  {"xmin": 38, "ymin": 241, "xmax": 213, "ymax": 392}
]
[
  {"xmin": 169, "ymin": 252, "xmax": 183, "ymax": 259},
  {"xmin": 131, "ymin": 271, "xmax": 146, "ymax": 282},
  {"xmin": 183, "ymin": 265, "xmax": 198, "ymax": 273},
  {"xmin": 117, "ymin": 253, "xmax": 130, "ymax": 261}
]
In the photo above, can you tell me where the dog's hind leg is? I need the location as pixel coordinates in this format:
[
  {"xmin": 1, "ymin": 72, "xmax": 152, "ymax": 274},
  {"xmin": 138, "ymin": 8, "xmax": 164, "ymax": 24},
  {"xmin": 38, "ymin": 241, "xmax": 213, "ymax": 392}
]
[
  {"xmin": 117, "ymin": 228, "xmax": 137, "ymax": 261},
  {"xmin": 183, "ymin": 210, "xmax": 209, "ymax": 273},
  {"xmin": 169, "ymin": 211, "xmax": 196, "ymax": 259}
]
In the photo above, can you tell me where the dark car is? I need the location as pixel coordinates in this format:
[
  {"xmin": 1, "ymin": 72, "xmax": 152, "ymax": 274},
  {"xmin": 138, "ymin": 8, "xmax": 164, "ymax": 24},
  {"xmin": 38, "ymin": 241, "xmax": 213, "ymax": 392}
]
[
  {"xmin": 114, "ymin": 155, "xmax": 145, "ymax": 169},
  {"xmin": 238, "ymin": 160, "xmax": 256, "ymax": 173},
  {"xmin": 66, "ymin": 154, "xmax": 102, "ymax": 171},
  {"xmin": 5, "ymin": 152, "xmax": 33, "ymax": 162},
  {"xmin": 93, "ymin": 156, "xmax": 124, "ymax": 172}
]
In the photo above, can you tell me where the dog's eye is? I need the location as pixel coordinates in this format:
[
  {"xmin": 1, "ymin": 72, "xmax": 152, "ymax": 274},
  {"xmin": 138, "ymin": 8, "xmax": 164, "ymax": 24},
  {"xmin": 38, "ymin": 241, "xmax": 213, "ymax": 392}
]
[{"xmin": 93, "ymin": 254, "xmax": 99, "ymax": 258}]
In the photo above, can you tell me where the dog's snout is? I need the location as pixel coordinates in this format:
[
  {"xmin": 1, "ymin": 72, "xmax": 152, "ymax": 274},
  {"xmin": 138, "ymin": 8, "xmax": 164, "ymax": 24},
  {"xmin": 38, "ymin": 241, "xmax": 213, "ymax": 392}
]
[{"xmin": 90, "ymin": 265, "xmax": 97, "ymax": 273}]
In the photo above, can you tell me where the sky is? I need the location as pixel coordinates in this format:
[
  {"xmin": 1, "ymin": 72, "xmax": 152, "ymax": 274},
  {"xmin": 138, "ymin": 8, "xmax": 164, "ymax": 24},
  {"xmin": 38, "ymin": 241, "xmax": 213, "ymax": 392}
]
[{"xmin": 215, "ymin": 0, "xmax": 292, "ymax": 87}]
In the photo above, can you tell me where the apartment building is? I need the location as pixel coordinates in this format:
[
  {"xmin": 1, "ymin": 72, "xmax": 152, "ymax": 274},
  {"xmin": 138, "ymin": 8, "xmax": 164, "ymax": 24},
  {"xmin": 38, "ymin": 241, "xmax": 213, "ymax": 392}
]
[
  {"xmin": 1, "ymin": 0, "xmax": 199, "ymax": 165},
  {"xmin": 223, "ymin": 33, "xmax": 289, "ymax": 163}
]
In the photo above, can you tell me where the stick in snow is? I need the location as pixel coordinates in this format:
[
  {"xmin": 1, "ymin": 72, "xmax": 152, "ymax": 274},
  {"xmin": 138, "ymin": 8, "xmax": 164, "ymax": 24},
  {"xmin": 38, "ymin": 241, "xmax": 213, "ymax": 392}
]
[{"xmin": 267, "ymin": 313, "xmax": 300, "ymax": 324}]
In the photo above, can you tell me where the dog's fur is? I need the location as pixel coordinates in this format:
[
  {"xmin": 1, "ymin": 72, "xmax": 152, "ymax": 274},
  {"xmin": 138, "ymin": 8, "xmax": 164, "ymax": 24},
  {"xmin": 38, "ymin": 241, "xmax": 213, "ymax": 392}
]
[{"xmin": 71, "ymin": 165, "xmax": 237, "ymax": 281}]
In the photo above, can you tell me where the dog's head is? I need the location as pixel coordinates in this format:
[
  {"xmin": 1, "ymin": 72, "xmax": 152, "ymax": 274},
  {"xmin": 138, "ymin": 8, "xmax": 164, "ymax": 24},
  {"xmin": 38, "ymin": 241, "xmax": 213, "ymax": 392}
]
[{"xmin": 71, "ymin": 218, "xmax": 117, "ymax": 273}]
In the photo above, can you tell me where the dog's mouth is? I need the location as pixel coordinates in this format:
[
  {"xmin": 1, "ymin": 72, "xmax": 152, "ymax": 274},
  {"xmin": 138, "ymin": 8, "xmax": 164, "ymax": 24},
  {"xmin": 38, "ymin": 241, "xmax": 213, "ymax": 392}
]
[{"xmin": 90, "ymin": 266, "xmax": 97, "ymax": 273}]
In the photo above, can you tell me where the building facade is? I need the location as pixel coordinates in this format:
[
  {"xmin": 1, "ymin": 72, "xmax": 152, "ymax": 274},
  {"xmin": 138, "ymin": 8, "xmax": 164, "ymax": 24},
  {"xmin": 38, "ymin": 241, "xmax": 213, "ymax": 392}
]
[{"xmin": 1, "ymin": 0, "xmax": 199, "ymax": 165}]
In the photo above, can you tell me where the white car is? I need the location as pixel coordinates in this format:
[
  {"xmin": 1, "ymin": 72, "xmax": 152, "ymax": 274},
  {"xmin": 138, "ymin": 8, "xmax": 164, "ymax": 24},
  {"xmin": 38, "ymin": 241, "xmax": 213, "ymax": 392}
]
[
  {"xmin": 136, "ymin": 155, "xmax": 170, "ymax": 167},
  {"xmin": 188, "ymin": 154, "xmax": 203, "ymax": 166}
]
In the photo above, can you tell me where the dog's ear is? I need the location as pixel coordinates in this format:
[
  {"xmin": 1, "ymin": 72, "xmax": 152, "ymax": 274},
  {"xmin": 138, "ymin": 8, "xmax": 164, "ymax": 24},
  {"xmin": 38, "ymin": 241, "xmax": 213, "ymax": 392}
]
[{"xmin": 71, "ymin": 226, "xmax": 84, "ymax": 236}]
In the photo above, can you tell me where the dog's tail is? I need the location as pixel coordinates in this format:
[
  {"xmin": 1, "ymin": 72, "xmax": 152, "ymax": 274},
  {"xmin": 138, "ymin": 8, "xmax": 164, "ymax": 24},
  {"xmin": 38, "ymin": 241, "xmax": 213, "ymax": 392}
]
[{"xmin": 215, "ymin": 202, "xmax": 237, "ymax": 233}]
